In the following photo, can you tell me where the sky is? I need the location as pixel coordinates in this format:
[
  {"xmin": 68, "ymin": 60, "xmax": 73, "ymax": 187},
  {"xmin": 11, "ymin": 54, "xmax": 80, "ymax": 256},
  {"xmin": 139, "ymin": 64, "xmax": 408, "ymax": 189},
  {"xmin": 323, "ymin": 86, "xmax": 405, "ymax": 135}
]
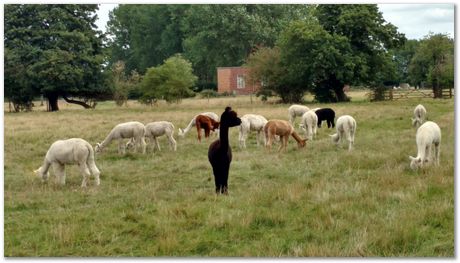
[{"xmin": 95, "ymin": 3, "xmax": 455, "ymax": 40}]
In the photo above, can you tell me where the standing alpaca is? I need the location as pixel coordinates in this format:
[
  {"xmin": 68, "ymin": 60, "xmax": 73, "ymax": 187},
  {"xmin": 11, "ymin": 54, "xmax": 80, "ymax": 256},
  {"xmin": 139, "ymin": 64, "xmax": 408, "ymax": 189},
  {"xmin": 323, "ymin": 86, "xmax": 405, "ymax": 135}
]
[
  {"xmin": 208, "ymin": 107, "xmax": 241, "ymax": 194},
  {"xmin": 238, "ymin": 114, "xmax": 268, "ymax": 148},
  {"xmin": 127, "ymin": 121, "xmax": 177, "ymax": 152},
  {"xmin": 178, "ymin": 112, "xmax": 219, "ymax": 138},
  {"xmin": 34, "ymin": 138, "xmax": 100, "ymax": 187},
  {"xmin": 315, "ymin": 108, "xmax": 336, "ymax": 128},
  {"xmin": 196, "ymin": 115, "xmax": 220, "ymax": 142},
  {"xmin": 288, "ymin": 104, "xmax": 310, "ymax": 125},
  {"xmin": 264, "ymin": 119, "xmax": 307, "ymax": 152},
  {"xmin": 299, "ymin": 110, "xmax": 318, "ymax": 140},
  {"xmin": 95, "ymin": 121, "xmax": 146, "ymax": 154},
  {"xmin": 409, "ymin": 121, "xmax": 441, "ymax": 170},
  {"xmin": 330, "ymin": 115, "xmax": 356, "ymax": 151},
  {"xmin": 412, "ymin": 104, "xmax": 427, "ymax": 128}
]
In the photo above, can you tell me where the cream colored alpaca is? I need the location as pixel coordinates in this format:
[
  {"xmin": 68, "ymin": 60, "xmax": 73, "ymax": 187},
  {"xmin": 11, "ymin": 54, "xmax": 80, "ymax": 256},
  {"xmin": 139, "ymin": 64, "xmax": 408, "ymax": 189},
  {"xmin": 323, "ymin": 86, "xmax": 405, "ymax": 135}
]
[
  {"xmin": 34, "ymin": 138, "xmax": 100, "ymax": 187},
  {"xmin": 299, "ymin": 110, "xmax": 318, "ymax": 140},
  {"xmin": 409, "ymin": 121, "xmax": 441, "ymax": 170},
  {"xmin": 288, "ymin": 104, "xmax": 310, "ymax": 124},
  {"xmin": 95, "ymin": 121, "xmax": 146, "ymax": 154},
  {"xmin": 264, "ymin": 119, "xmax": 307, "ymax": 152},
  {"xmin": 412, "ymin": 104, "xmax": 427, "ymax": 128},
  {"xmin": 178, "ymin": 112, "xmax": 219, "ymax": 138},
  {"xmin": 238, "ymin": 114, "xmax": 268, "ymax": 148},
  {"xmin": 127, "ymin": 121, "xmax": 177, "ymax": 152},
  {"xmin": 330, "ymin": 115, "xmax": 356, "ymax": 151}
]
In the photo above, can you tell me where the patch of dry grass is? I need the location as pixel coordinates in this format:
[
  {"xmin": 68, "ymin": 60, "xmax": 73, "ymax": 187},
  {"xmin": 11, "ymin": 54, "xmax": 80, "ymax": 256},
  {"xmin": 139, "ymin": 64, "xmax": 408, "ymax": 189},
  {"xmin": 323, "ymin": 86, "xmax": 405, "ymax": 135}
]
[{"xmin": 4, "ymin": 93, "xmax": 454, "ymax": 256}]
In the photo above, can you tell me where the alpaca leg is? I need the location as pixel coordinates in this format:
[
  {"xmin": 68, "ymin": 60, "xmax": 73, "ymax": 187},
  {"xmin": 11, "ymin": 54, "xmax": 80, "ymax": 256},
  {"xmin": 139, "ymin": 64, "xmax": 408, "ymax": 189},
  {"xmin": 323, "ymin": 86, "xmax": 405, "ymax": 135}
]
[
  {"xmin": 213, "ymin": 164, "xmax": 230, "ymax": 194},
  {"xmin": 238, "ymin": 129, "xmax": 245, "ymax": 148},
  {"xmin": 53, "ymin": 163, "xmax": 66, "ymax": 185},
  {"xmin": 154, "ymin": 137, "xmax": 161, "ymax": 152},
  {"xmin": 434, "ymin": 143, "xmax": 440, "ymax": 165},
  {"xmin": 196, "ymin": 123, "xmax": 202, "ymax": 142},
  {"xmin": 168, "ymin": 134, "xmax": 177, "ymax": 151},
  {"xmin": 140, "ymin": 137, "xmax": 146, "ymax": 154},
  {"xmin": 88, "ymin": 161, "xmax": 101, "ymax": 186},
  {"xmin": 78, "ymin": 162, "xmax": 91, "ymax": 188},
  {"xmin": 118, "ymin": 139, "xmax": 125, "ymax": 154}
]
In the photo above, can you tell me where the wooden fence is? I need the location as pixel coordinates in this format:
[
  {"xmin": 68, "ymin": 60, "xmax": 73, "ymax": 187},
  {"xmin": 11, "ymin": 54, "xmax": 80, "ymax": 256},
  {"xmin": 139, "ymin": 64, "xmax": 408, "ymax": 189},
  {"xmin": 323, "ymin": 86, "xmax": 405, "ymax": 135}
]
[{"xmin": 369, "ymin": 88, "xmax": 454, "ymax": 101}]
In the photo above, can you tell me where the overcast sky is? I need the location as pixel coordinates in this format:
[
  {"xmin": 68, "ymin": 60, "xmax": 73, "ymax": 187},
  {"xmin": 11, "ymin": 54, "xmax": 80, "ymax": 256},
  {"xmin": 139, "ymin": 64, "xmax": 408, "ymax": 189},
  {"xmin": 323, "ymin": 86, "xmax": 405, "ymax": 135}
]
[{"xmin": 95, "ymin": 3, "xmax": 455, "ymax": 40}]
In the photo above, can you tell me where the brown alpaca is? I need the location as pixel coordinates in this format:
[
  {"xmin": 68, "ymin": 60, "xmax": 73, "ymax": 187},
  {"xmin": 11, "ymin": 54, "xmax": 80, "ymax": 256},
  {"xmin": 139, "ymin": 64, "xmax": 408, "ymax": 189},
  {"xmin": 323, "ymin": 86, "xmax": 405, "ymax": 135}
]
[
  {"xmin": 264, "ymin": 119, "xmax": 307, "ymax": 152},
  {"xmin": 196, "ymin": 115, "xmax": 220, "ymax": 142}
]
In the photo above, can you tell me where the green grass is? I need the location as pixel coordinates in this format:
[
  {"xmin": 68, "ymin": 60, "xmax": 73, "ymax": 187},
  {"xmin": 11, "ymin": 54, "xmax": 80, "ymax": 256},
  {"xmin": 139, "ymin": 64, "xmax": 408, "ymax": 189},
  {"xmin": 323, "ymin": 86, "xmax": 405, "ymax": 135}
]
[{"xmin": 4, "ymin": 93, "xmax": 454, "ymax": 256}]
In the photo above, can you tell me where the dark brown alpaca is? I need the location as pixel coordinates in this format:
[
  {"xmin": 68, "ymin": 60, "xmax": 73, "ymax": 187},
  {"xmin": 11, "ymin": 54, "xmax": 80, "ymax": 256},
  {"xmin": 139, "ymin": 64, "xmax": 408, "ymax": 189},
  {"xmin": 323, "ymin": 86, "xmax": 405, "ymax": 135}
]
[
  {"xmin": 208, "ymin": 107, "xmax": 241, "ymax": 194},
  {"xmin": 195, "ymin": 114, "xmax": 220, "ymax": 142}
]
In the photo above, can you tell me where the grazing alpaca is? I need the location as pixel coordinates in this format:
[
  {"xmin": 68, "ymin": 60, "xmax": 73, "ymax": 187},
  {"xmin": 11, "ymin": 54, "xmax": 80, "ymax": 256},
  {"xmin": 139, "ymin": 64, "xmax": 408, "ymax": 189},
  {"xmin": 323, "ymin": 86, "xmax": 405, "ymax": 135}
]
[
  {"xmin": 409, "ymin": 121, "xmax": 441, "ymax": 170},
  {"xmin": 264, "ymin": 119, "xmax": 307, "ymax": 152},
  {"xmin": 330, "ymin": 115, "xmax": 356, "ymax": 151},
  {"xmin": 238, "ymin": 114, "xmax": 268, "ymax": 148},
  {"xmin": 127, "ymin": 121, "xmax": 177, "ymax": 152},
  {"xmin": 34, "ymin": 138, "xmax": 100, "ymax": 187},
  {"xmin": 178, "ymin": 112, "xmax": 219, "ymax": 138},
  {"xmin": 196, "ymin": 115, "xmax": 220, "ymax": 142},
  {"xmin": 412, "ymin": 104, "xmax": 427, "ymax": 128},
  {"xmin": 208, "ymin": 107, "xmax": 241, "ymax": 194},
  {"xmin": 299, "ymin": 110, "xmax": 318, "ymax": 140},
  {"xmin": 288, "ymin": 104, "xmax": 310, "ymax": 125},
  {"xmin": 95, "ymin": 121, "xmax": 146, "ymax": 154},
  {"xmin": 315, "ymin": 108, "xmax": 335, "ymax": 128}
]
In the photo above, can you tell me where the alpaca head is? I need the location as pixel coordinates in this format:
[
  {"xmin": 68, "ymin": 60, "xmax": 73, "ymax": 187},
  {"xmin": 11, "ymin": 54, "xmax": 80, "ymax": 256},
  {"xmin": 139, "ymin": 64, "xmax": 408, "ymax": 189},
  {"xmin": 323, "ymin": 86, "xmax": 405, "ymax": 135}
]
[
  {"xmin": 221, "ymin": 106, "xmax": 241, "ymax": 127},
  {"xmin": 409, "ymin": 156, "xmax": 421, "ymax": 170},
  {"xmin": 34, "ymin": 167, "xmax": 49, "ymax": 181},
  {"xmin": 297, "ymin": 139, "xmax": 308, "ymax": 148},
  {"xmin": 95, "ymin": 143, "xmax": 103, "ymax": 153}
]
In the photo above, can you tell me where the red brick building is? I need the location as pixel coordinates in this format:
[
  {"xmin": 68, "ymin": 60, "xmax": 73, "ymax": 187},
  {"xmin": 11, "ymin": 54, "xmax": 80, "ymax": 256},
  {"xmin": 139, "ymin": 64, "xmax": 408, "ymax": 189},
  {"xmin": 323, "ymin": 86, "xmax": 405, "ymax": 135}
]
[{"xmin": 217, "ymin": 67, "xmax": 260, "ymax": 95}]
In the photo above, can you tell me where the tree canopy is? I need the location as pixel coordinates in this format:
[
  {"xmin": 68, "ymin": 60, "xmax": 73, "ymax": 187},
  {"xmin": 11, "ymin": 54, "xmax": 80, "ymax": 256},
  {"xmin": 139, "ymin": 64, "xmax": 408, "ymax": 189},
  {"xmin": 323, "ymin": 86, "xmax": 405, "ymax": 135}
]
[{"xmin": 5, "ymin": 4, "xmax": 111, "ymax": 111}]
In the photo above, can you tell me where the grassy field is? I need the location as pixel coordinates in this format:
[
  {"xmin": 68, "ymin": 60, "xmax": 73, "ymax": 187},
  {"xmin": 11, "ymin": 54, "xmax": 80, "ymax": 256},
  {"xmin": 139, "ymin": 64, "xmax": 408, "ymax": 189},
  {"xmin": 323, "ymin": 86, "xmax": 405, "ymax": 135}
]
[{"xmin": 4, "ymin": 91, "xmax": 455, "ymax": 256}]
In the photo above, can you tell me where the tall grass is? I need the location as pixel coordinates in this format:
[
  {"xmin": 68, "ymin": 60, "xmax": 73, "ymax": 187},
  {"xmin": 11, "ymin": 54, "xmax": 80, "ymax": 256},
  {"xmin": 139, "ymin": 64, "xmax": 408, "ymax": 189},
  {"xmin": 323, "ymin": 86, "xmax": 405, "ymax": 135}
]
[{"xmin": 4, "ymin": 93, "xmax": 454, "ymax": 256}]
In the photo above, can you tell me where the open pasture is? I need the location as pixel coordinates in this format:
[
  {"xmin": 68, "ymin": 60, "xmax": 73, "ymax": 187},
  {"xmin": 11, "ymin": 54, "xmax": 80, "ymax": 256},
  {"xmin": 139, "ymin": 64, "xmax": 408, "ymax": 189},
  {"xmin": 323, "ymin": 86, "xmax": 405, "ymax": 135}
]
[{"xmin": 4, "ymin": 93, "xmax": 454, "ymax": 256}]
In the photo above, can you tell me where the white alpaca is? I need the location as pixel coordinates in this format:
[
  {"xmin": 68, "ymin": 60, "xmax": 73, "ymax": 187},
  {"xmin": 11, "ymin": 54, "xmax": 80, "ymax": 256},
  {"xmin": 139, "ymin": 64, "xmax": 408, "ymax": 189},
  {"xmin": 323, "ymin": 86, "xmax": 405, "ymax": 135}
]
[
  {"xmin": 299, "ymin": 110, "xmax": 318, "ymax": 140},
  {"xmin": 412, "ymin": 104, "xmax": 427, "ymax": 128},
  {"xmin": 330, "ymin": 115, "xmax": 356, "ymax": 151},
  {"xmin": 178, "ymin": 112, "xmax": 219, "ymax": 138},
  {"xmin": 34, "ymin": 138, "xmax": 100, "ymax": 187},
  {"xmin": 288, "ymin": 104, "xmax": 310, "ymax": 124},
  {"xmin": 409, "ymin": 121, "xmax": 441, "ymax": 170},
  {"xmin": 127, "ymin": 121, "xmax": 177, "ymax": 152},
  {"xmin": 238, "ymin": 114, "xmax": 268, "ymax": 148},
  {"xmin": 95, "ymin": 121, "xmax": 146, "ymax": 154}
]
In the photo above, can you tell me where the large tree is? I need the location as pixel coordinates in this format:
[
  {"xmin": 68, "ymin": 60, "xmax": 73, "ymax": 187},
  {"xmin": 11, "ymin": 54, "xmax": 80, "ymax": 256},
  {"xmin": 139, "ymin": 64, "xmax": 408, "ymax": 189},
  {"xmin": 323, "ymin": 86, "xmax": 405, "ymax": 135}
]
[
  {"xmin": 313, "ymin": 4, "xmax": 405, "ymax": 101},
  {"xmin": 4, "ymin": 4, "xmax": 111, "ymax": 111},
  {"xmin": 408, "ymin": 33, "xmax": 454, "ymax": 97}
]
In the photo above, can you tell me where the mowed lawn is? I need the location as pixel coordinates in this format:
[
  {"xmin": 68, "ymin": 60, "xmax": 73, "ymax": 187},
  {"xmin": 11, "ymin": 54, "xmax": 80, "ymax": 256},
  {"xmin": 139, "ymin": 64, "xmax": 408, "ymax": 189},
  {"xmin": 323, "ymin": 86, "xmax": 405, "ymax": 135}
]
[{"xmin": 4, "ymin": 92, "xmax": 454, "ymax": 256}]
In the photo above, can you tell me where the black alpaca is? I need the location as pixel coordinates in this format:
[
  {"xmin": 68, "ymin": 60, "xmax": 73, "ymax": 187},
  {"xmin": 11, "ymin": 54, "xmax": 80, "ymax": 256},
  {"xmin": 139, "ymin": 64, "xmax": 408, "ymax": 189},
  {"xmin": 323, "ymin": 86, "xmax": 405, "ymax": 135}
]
[
  {"xmin": 315, "ymin": 108, "xmax": 335, "ymax": 128},
  {"xmin": 208, "ymin": 106, "xmax": 241, "ymax": 194}
]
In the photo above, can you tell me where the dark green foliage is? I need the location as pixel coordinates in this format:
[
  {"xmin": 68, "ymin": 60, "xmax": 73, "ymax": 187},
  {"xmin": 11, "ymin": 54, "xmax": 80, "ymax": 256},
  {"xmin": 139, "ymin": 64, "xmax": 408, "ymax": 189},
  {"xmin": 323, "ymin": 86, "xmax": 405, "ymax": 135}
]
[
  {"xmin": 408, "ymin": 33, "xmax": 454, "ymax": 96},
  {"xmin": 4, "ymin": 4, "xmax": 111, "ymax": 111},
  {"xmin": 139, "ymin": 54, "xmax": 197, "ymax": 104}
]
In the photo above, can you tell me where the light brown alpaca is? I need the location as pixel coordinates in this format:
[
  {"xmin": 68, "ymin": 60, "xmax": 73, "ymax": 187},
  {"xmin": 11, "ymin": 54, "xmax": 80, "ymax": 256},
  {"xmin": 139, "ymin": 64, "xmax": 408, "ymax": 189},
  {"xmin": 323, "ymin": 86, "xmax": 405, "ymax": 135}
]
[
  {"xmin": 196, "ymin": 115, "xmax": 220, "ymax": 142},
  {"xmin": 264, "ymin": 119, "xmax": 307, "ymax": 152}
]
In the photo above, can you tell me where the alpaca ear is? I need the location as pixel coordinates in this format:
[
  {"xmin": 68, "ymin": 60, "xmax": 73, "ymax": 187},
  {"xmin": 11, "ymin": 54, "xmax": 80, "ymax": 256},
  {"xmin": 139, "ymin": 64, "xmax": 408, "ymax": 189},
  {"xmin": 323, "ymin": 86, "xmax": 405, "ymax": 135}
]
[
  {"xmin": 409, "ymin": 156, "xmax": 415, "ymax": 161},
  {"xmin": 329, "ymin": 134, "xmax": 334, "ymax": 137},
  {"xmin": 225, "ymin": 106, "xmax": 232, "ymax": 112}
]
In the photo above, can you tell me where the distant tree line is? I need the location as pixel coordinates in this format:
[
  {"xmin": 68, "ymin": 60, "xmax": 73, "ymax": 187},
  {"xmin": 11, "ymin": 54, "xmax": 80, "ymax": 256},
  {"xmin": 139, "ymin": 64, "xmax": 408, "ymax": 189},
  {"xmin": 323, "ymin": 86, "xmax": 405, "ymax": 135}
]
[{"xmin": 4, "ymin": 4, "xmax": 454, "ymax": 111}]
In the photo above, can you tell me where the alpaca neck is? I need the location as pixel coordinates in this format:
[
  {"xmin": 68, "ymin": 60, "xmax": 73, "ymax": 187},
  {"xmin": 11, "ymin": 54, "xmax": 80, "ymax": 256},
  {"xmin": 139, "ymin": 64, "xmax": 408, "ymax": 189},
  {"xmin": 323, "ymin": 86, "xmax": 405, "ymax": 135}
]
[
  {"xmin": 291, "ymin": 131, "xmax": 303, "ymax": 143},
  {"xmin": 219, "ymin": 125, "xmax": 230, "ymax": 148},
  {"xmin": 100, "ymin": 132, "xmax": 114, "ymax": 148}
]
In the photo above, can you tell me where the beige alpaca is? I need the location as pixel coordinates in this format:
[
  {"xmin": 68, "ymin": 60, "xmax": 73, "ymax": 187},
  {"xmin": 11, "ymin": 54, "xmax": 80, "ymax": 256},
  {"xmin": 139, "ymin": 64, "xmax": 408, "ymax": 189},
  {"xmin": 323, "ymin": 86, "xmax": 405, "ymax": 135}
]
[{"xmin": 264, "ymin": 119, "xmax": 307, "ymax": 152}]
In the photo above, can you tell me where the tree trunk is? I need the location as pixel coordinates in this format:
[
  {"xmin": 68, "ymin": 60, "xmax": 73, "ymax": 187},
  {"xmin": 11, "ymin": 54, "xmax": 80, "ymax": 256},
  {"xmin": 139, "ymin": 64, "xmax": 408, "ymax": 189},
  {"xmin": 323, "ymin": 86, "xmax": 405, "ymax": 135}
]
[
  {"xmin": 334, "ymin": 87, "xmax": 349, "ymax": 102},
  {"xmin": 62, "ymin": 95, "xmax": 93, "ymax": 109},
  {"xmin": 47, "ymin": 93, "xmax": 60, "ymax": 112}
]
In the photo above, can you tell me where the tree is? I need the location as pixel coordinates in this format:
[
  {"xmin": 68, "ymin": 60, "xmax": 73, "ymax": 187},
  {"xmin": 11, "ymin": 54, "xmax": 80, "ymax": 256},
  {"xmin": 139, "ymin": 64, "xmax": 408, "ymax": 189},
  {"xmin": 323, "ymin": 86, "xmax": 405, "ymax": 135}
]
[
  {"xmin": 4, "ymin": 4, "xmax": 111, "ymax": 111},
  {"xmin": 408, "ymin": 33, "xmax": 454, "ymax": 97},
  {"xmin": 391, "ymin": 39, "xmax": 420, "ymax": 84},
  {"xmin": 111, "ymin": 61, "xmax": 141, "ymax": 106},
  {"xmin": 139, "ymin": 54, "xmax": 197, "ymax": 104},
  {"xmin": 312, "ymin": 4, "xmax": 406, "ymax": 101},
  {"xmin": 277, "ymin": 20, "xmax": 357, "ymax": 103},
  {"xmin": 106, "ymin": 5, "xmax": 188, "ymax": 75}
]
